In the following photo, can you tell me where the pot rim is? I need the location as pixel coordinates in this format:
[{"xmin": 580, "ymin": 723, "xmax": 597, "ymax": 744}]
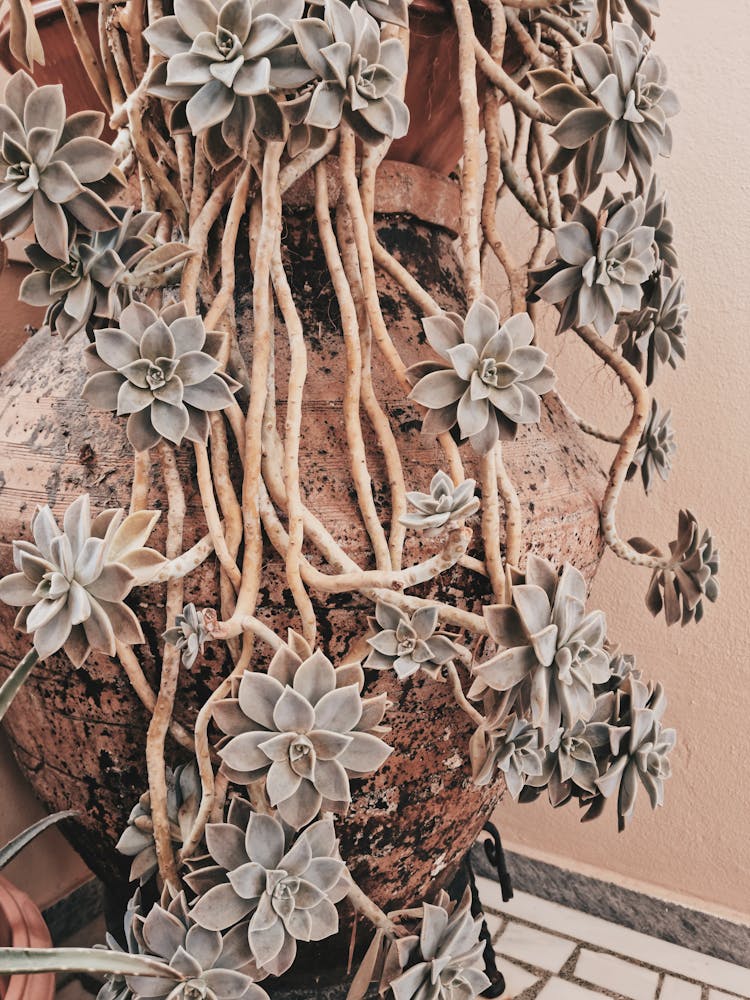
[{"xmin": 285, "ymin": 156, "xmax": 460, "ymax": 236}]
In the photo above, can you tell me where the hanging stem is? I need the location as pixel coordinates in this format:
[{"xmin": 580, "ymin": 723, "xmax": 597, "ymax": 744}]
[
  {"xmin": 59, "ymin": 0, "xmax": 112, "ymax": 112},
  {"xmin": 495, "ymin": 442, "xmax": 522, "ymax": 569},
  {"xmin": 479, "ymin": 451, "xmax": 506, "ymax": 602},
  {"xmin": 574, "ymin": 325, "xmax": 666, "ymax": 569},
  {"xmin": 145, "ymin": 442, "xmax": 186, "ymax": 892}
]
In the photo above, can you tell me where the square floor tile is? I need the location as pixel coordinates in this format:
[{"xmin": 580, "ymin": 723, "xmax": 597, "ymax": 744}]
[
  {"xmin": 536, "ymin": 978, "xmax": 609, "ymax": 999},
  {"xmin": 575, "ymin": 948, "xmax": 659, "ymax": 1000},
  {"xmin": 659, "ymin": 976, "xmax": 703, "ymax": 999},
  {"xmin": 497, "ymin": 920, "xmax": 576, "ymax": 973},
  {"xmin": 496, "ymin": 956, "xmax": 539, "ymax": 998}
]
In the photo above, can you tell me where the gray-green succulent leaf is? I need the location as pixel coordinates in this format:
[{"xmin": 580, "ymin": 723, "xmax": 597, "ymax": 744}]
[
  {"xmin": 626, "ymin": 397, "xmax": 675, "ymax": 494},
  {"xmin": 630, "ymin": 509, "xmax": 719, "ymax": 627},
  {"xmin": 0, "ymin": 70, "xmax": 121, "ymax": 260},
  {"xmin": 531, "ymin": 193, "xmax": 656, "ymax": 336},
  {"xmin": 82, "ymin": 301, "xmax": 241, "ymax": 452},
  {"xmin": 406, "ymin": 297, "xmax": 555, "ymax": 455},
  {"xmin": 533, "ymin": 21, "xmax": 678, "ymax": 194},
  {"xmin": 215, "ymin": 643, "xmax": 392, "ymax": 828},
  {"xmin": 0, "ymin": 495, "xmax": 164, "ymax": 666},
  {"xmin": 400, "ymin": 471, "xmax": 480, "ymax": 537},
  {"xmin": 365, "ymin": 600, "xmax": 466, "ymax": 680},
  {"xmin": 380, "ymin": 888, "xmax": 490, "ymax": 1000},
  {"xmin": 289, "ymin": 0, "xmax": 409, "ymax": 145},
  {"xmin": 19, "ymin": 208, "xmax": 191, "ymax": 343},
  {"xmin": 188, "ymin": 804, "xmax": 349, "ymax": 977},
  {"xmin": 471, "ymin": 555, "xmax": 610, "ymax": 743},
  {"xmin": 117, "ymin": 760, "xmax": 202, "ymax": 885}
]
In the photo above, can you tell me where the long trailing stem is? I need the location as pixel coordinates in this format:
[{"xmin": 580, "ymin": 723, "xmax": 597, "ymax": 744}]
[
  {"xmin": 145, "ymin": 442, "xmax": 186, "ymax": 892},
  {"xmin": 574, "ymin": 325, "xmax": 667, "ymax": 569},
  {"xmin": 479, "ymin": 451, "xmax": 506, "ymax": 602},
  {"xmin": 495, "ymin": 441, "xmax": 522, "ymax": 569}
]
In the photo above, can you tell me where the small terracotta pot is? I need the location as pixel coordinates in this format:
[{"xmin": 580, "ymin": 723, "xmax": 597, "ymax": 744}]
[
  {"xmin": 0, "ymin": 0, "xmax": 106, "ymax": 118},
  {"xmin": 0, "ymin": 875, "xmax": 54, "ymax": 1000}
]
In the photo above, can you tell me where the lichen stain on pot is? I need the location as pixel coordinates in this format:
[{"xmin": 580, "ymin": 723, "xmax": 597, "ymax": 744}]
[{"xmin": 0, "ymin": 183, "xmax": 605, "ymax": 933}]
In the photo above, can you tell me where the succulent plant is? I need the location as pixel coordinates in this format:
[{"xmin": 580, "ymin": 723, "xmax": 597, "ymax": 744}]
[
  {"xmin": 525, "ymin": 719, "xmax": 600, "ymax": 808},
  {"xmin": 145, "ymin": 0, "xmax": 313, "ymax": 166},
  {"xmin": 365, "ymin": 600, "xmax": 465, "ymax": 680},
  {"xmin": 630, "ymin": 509, "xmax": 719, "ymax": 626},
  {"xmin": 100, "ymin": 888, "xmax": 269, "ymax": 1000},
  {"xmin": 82, "ymin": 300, "xmax": 241, "ymax": 452},
  {"xmin": 615, "ymin": 263, "xmax": 687, "ymax": 384},
  {"xmin": 470, "ymin": 712, "xmax": 544, "ymax": 797},
  {"xmin": 19, "ymin": 208, "xmax": 191, "ymax": 343},
  {"xmin": 596, "ymin": 677, "xmax": 675, "ymax": 830},
  {"xmin": 287, "ymin": 0, "xmax": 409, "ymax": 145},
  {"xmin": 117, "ymin": 760, "xmax": 201, "ymax": 884},
  {"xmin": 399, "ymin": 471, "xmax": 480, "ymax": 538},
  {"xmin": 533, "ymin": 22, "xmax": 679, "ymax": 194},
  {"xmin": 164, "ymin": 602, "xmax": 210, "ymax": 668},
  {"xmin": 214, "ymin": 642, "xmax": 392, "ymax": 828},
  {"xmin": 604, "ymin": 646, "xmax": 641, "ymax": 690},
  {"xmin": 593, "ymin": 0, "xmax": 661, "ymax": 43},
  {"xmin": 0, "ymin": 71, "xmax": 121, "ymax": 260},
  {"xmin": 531, "ymin": 192, "xmax": 656, "ymax": 336},
  {"xmin": 626, "ymin": 398, "xmax": 675, "ymax": 495},
  {"xmin": 380, "ymin": 888, "xmax": 490, "ymax": 1000},
  {"xmin": 406, "ymin": 297, "xmax": 555, "ymax": 455},
  {"xmin": 0, "ymin": 495, "xmax": 164, "ymax": 666},
  {"xmin": 188, "ymin": 802, "xmax": 349, "ymax": 977},
  {"xmin": 471, "ymin": 555, "xmax": 611, "ymax": 742}
]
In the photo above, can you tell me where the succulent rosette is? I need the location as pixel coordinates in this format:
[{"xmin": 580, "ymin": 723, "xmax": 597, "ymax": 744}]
[
  {"xmin": 406, "ymin": 297, "xmax": 555, "ymax": 455},
  {"xmin": 626, "ymin": 397, "xmax": 676, "ymax": 494},
  {"xmin": 533, "ymin": 21, "xmax": 678, "ymax": 193},
  {"xmin": 471, "ymin": 555, "xmax": 611, "ymax": 742},
  {"xmin": 380, "ymin": 889, "xmax": 490, "ymax": 1000},
  {"xmin": 82, "ymin": 300, "xmax": 241, "ymax": 452},
  {"xmin": 615, "ymin": 263, "xmax": 687, "ymax": 384},
  {"xmin": 164, "ymin": 602, "xmax": 210, "ymax": 668},
  {"xmin": 400, "ymin": 471, "xmax": 480, "ymax": 537},
  {"xmin": 365, "ymin": 600, "xmax": 465, "ymax": 679},
  {"xmin": 145, "ymin": 0, "xmax": 314, "ymax": 166},
  {"xmin": 117, "ymin": 760, "xmax": 201, "ymax": 884},
  {"xmin": 470, "ymin": 712, "xmax": 544, "ymax": 797},
  {"xmin": 188, "ymin": 802, "xmax": 349, "ymax": 977},
  {"xmin": 630, "ymin": 509, "xmax": 719, "ymax": 626},
  {"xmin": 596, "ymin": 678, "xmax": 675, "ymax": 829},
  {"xmin": 100, "ymin": 888, "xmax": 269, "ymax": 1000},
  {"xmin": 19, "ymin": 208, "xmax": 191, "ymax": 342},
  {"xmin": 0, "ymin": 70, "xmax": 121, "ymax": 260},
  {"xmin": 531, "ymin": 193, "xmax": 656, "ymax": 336},
  {"xmin": 214, "ymin": 642, "xmax": 392, "ymax": 828},
  {"xmin": 0, "ymin": 494, "xmax": 164, "ymax": 665},
  {"xmin": 287, "ymin": 0, "xmax": 409, "ymax": 144}
]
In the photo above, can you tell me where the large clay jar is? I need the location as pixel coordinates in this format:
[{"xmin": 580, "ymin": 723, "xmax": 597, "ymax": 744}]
[{"xmin": 0, "ymin": 161, "xmax": 604, "ymax": 967}]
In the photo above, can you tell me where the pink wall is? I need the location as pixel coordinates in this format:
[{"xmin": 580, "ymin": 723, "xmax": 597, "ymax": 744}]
[{"xmin": 492, "ymin": 0, "xmax": 750, "ymax": 920}]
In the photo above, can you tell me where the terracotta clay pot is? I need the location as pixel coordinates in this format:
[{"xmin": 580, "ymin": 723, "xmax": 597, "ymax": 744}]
[
  {"xmin": 0, "ymin": 0, "xmax": 106, "ymax": 117},
  {"xmin": 0, "ymin": 161, "xmax": 604, "ymax": 965},
  {"xmin": 0, "ymin": 875, "xmax": 54, "ymax": 1000}
]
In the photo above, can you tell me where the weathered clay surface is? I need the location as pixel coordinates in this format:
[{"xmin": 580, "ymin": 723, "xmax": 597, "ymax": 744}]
[{"xmin": 0, "ymin": 181, "xmax": 605, "ymax": 953}]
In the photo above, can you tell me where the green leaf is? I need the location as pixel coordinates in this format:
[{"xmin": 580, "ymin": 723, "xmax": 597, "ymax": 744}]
[
  {"xmin": 0, "ymin": 948, "xmax": 183, "ymax": 980},
  {"xmin": 0, "ymin": 647, "xmax": 39, "ymax": 723},
  {"xmin": 0, "ymin": 811, "xmax": 77, "ymax": 871}
]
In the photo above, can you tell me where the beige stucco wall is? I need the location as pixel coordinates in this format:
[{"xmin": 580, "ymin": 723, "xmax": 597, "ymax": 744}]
[
  {"xmin": 0, "ymin": 0, "xmax": 747, "ymax": 922},
  {"xmin": 493, "ymin": 0, "xmax": 750, "ymax": 921}
]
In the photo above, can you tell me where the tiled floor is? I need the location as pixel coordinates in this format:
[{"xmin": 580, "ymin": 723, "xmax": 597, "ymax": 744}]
[
  {"xmin": 477, "ymin": 875, "xmax": 750, "ymax": 1000},
  {"xmin": 54, "ymin": 881, "xmax": 750, "ymax": 999}
]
